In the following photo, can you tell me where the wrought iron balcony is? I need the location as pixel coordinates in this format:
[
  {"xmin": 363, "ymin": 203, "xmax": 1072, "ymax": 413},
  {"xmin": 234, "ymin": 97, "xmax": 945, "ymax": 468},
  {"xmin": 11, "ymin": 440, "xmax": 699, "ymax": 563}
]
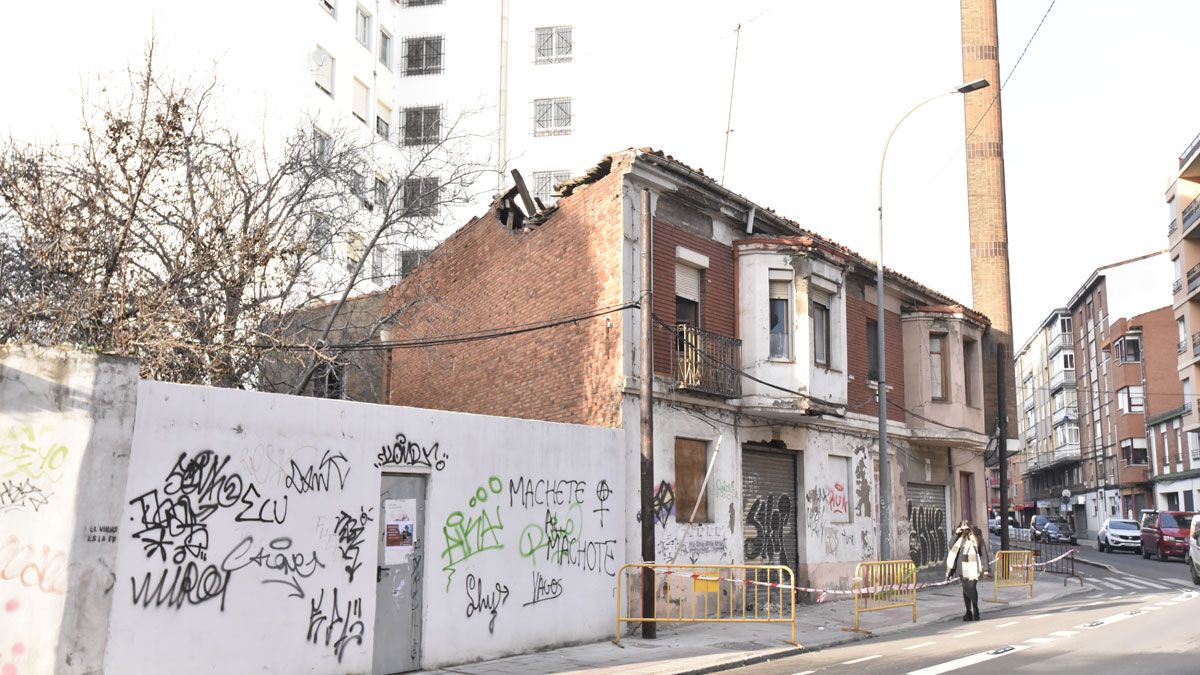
[
  {"xmin": 1181, "ymin": 131, "xmax": 1200, "ymax": 169},
  {"xmin": 1170, "ymin": 218, "xmax": 1178, "ymax": 236},
  {"xmin": 1179, "ymin": 339, "xmax": 1188, "ymax": 355},
  {"xmin": 1174, "ymin": 279, "xmax": 1184, "ymax": 295},
  {"xmin": 672, "ymin": 324, "xmax": 741, "ymax": 398},
  {"xmin": 1189, "ymin": 265, "xmax": 1200, "ymax": 294},
  {"xmin": 1193, "ymin": 332, "xmax": 1200, "ymax": 357}
]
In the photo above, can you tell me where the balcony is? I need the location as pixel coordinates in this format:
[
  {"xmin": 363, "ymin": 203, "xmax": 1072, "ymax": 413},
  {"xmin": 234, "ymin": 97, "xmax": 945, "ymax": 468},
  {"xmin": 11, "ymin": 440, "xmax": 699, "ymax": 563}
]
[
  {"xmin": 1047, "ymin": 331, "xmax": 1072, "ymax": 355},
  {"xmin": 1189, "ymin": 265, "xmax": 1200, "ymax": 295},
  {"xmin": 1182, "ymin": 130, "xmax": 1200, "ymax": 169},
  {"xmin": 1170, "ymin": 218, "xmax": 1178, "ymax": 237},
  {"xmin": 1052, "ymin": 405, "xmax": 1077, "ymax": 427},
  {"xmin": 1049, "ymin": 369, "xmax": 1075, "ymax": 391},
  {"xmin": 672, "ymin": 324, "xmax": 741, "ymax": 399},
  {"xmin": 1180, "ymin": 339, "xmax": 1187, "ymax": 355},
  {"xmin": 1175, "ymin": 279, "xmax": 1184, "ymax": 295},
  {"xmin": 1184, "ymin": 195, "xmax": 1200, "ymax": 235},
  {"xmin": 1194, "ymin": 332, "xmax": 1200, "ymax": 357}
]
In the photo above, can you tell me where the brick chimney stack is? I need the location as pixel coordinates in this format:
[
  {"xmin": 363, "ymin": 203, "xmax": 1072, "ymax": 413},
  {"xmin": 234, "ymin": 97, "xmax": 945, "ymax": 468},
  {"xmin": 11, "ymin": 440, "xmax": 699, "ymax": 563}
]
[{"xmin": 961, "ymin": 0, "xmax": 1017, "ymax": 439}]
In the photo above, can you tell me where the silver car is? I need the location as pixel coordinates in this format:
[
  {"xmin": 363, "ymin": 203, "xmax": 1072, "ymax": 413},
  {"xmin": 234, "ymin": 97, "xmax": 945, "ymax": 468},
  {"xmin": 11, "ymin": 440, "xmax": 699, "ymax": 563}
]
[{"xmin": 1098, "ymin": 518, "xmax": 1142, "ymax": 553}]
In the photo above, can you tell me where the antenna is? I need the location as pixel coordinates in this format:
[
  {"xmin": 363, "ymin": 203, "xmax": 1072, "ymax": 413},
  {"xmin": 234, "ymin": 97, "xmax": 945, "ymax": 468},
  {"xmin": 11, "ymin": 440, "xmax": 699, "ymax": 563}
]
[
  {"xmin": 310, "ymin": 49, "xmax": 329, "ymax": 69},
  {"xmin": 719, "ymin": 24, "xmax": 742, "ymax": 186}
]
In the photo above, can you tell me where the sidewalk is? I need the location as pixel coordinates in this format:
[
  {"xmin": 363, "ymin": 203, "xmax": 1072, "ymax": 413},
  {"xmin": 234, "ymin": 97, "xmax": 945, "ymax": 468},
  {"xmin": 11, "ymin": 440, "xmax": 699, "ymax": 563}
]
[{"xmin": 420, "ymin": 575, "xmax": 1090, "ymax": 675}]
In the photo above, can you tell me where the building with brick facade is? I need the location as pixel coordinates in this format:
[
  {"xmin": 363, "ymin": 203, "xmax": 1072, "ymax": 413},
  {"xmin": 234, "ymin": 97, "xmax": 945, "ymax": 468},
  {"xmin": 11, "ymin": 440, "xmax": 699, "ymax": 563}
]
[
  {"xmin": 1160, "ymin": 133, "xmax": 1200, "ymax": 510},
  {"xmin": 1015, "ymin": 254, "xmax": 1176, "ymax": 537},
  {"xmin": 380, "ymin": 148, "xmax": 995, "ymax": 589}
]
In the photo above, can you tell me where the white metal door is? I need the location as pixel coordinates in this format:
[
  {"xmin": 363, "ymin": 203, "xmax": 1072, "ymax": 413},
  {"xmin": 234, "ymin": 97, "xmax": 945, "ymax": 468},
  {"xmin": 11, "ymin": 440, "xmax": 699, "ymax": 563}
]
[{"xmin": 373, "ymin": 475, "xmax": 425, "ymax": 674}]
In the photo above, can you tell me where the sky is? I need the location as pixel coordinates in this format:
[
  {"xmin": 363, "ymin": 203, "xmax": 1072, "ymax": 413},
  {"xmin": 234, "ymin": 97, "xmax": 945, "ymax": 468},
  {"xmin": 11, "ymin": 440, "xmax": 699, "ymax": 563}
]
[{"xmin": 3, "ymin": 1, "xmax": 1198, "ymax": 342}]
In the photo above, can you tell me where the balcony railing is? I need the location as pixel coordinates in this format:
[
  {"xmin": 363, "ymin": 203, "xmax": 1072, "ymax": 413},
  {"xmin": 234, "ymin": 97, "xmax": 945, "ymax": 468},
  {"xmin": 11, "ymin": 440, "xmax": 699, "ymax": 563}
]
[
  {"xmin": 1052, "ymin": 405, "xmax": 1077, "ymax": 426},
  {"xmin": 1193, "ymin": 332, "xmax": 1200, "ymax": 357},
  {"xmin": 1180, "ymin": 339, "xmax": 1188, "ymax": 354},
  {"xmin": 1181, "ymin": 130, "xmax": 1200, "ymax": 169},
  {"xmin": 1047, "ymin": 331, "xmax": 1073, "ymax": 354},
  {"xmin": 1049, "ymin": 369, "xmax": 1075, "ymax": 391},
  {"xmin": 1184, "ymin": 195, "xmax": 1200, "ymax": 231},
  {"xmin": 1174, "ymin": 279, "xmax": 1184, "ymax": 295},
  {"xmin": 1189, "ymin": 265, "xmax": 1200, "ymax": 294},
  {"xmin": 672, "ymin": 324, "xmax": 741, "ymax": 399},
  {"xmin": 1170, "ymin": 218, "xmax": 1179, "ymax": 236}
]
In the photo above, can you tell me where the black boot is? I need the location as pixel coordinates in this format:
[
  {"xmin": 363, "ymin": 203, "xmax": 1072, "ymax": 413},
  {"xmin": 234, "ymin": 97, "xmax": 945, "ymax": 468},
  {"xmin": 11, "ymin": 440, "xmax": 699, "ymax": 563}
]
[
  {"xmin": 972, "ymin": 608, "xmax": 980, "ymax": 621},
  {"xmin": 963, "ymin": 611, "xmax": 973, "ymax": 621}
]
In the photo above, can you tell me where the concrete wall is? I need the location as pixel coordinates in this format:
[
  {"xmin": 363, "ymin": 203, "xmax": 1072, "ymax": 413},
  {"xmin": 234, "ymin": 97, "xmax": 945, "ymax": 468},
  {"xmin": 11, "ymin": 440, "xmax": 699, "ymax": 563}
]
[
  {"xmin": 0, "ymin": 346, "xmax": 139, "ymax": 675},
  {"xmin": 103, "ymin": 381, "xmax": 622, "ymax": 673}
]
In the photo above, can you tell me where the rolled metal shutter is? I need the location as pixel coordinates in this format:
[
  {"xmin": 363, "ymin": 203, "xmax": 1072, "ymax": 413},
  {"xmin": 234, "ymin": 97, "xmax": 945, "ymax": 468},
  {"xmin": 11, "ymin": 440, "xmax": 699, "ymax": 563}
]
[
  {"xmin": 742, "ymin": 448, "xmax": 799, "ymax": 570},
  {"xmin": 676, "ymin": 264, "xmax": 700, "ymax": 302},
  {"xmin": 906, "ymin": 482, "xmax": 949, "ymax": 568}
]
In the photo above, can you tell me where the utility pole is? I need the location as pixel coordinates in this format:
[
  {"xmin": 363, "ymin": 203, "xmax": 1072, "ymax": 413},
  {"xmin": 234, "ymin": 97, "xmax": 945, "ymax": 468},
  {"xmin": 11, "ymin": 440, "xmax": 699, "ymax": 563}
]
[
  {"xmin": 639, "ymin": 188, "xmax": 656, "ymax": 639},
  {"xmin": 998, "ymin": 344, "xmax": 1010, "ymax": 551}
]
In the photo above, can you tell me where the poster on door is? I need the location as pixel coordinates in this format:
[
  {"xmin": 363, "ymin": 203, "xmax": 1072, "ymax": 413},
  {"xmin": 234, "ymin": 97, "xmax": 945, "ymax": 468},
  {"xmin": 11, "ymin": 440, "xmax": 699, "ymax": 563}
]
[{"xmin": 384, "ymin": 498, "xmax": 416, "ymax": 564}]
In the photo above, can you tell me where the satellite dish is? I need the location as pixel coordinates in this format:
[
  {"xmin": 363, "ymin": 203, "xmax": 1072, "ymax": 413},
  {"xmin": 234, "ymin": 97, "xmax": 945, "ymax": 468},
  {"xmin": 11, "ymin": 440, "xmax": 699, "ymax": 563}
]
[{"xmin": 310, "ymin": 49, "xmax": 329, "ymax": 69}]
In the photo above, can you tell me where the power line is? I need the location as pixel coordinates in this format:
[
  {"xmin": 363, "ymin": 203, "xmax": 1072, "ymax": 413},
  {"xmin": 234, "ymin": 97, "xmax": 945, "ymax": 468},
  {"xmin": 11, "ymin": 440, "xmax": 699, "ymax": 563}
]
[{"xmin": 260, "ymin": 302, "xmax": 638, "ymax": 352}]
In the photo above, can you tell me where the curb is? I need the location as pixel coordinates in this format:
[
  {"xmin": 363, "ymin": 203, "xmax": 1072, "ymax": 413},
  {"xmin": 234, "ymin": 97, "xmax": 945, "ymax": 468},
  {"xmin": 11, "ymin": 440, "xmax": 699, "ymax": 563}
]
[
  {"xmin": 667, "ymin": 582, "xmax": 1094, "ymax": 675},
  {"xmin": 1072, "ymin": 556, "xmax": 1119, "ymax": 573}
]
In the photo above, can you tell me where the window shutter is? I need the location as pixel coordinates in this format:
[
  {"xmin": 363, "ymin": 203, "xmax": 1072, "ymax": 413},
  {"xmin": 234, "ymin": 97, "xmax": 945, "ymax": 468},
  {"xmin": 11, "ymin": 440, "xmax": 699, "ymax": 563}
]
[
  {"xmin": 769, "ymin": 280, "xmax": 788, "ymax": 300},
  {"xmin": 353, "ymin": 80, "xmax": 369, "ymax": 121},
  {"xmin": 676, "ymin": 264, "xmax": 700, "ymax": 302}
]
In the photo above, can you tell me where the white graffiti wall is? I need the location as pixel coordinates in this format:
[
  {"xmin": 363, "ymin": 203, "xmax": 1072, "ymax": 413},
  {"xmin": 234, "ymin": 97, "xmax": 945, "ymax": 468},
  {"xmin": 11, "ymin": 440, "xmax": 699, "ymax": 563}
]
[
  {"xmin": 104, "ymin": 381, "xmax": 623, "ymax": 673},
  {"xmin": 0, "ymin": 347, "xmax": 139, "ymax": 675}
]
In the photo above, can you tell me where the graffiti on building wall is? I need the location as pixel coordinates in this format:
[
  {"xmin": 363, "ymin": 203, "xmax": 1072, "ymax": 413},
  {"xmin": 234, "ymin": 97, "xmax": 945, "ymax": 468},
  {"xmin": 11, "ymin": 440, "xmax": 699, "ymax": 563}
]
[
  {"xmin": 828, "ymin": 482, "xmax": 848, "ymax": 515},
  {"xmin": 745, "ymin": 494, "xmax": 791, "ymax": 565},
  {"xmin": 907, "ymin": 500, "xmax": 947, "ymax": 568},
  {"xmin": 376, "ymin": 432, "xmax": 448, "ymax": 471},
  {"xmin": 0, "ymin": 425, "xmax": 70, "ymax": 515}
]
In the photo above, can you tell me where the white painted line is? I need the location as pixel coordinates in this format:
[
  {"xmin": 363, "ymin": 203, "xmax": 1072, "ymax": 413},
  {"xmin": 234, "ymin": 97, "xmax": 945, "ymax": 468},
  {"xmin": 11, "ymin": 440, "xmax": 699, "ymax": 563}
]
[
  {"xmin": 1155, "ymin": 601, "xmax": 1178, "ymax": 606},
  {"xmin": 1160, "ymin": 578, "xmax": 1192, "ymax": 587},
  {"xmin": 1049, "ymin": 630, "xmax": 1079, "ymax": 637},
  {"xmin": 1027, "ymin": 613, "xmax": 1051, "ymax": 619},
  {"xmin": 907, "ymin": 645, "xmax": 1030, "ymax": 675},
  {"xmin": 791, "ymin": 671, "xmax": 815, "ymax": 675},
  {"xmin": 842, "ymin": 654, "xmax": 882, "ymax": 665},
  {"xmin": 904, "ymin": 641, "xmax": 937, "ymax": 651},
  {"xmin": 1025, "ymin": 637, "xmax": 1056, "ymax": 644},
  {"xmin": 996, "ymin": 620, "xmax": 1020, "ymax": 628},
  {"xmin": 1084, "ymin": 601, "xmax": 1105, "ymax": 606},
  {"xmin": 1105, "ymin": 577, "xmax": 1146, "ymax": 589},
  {"xmin": 953, "ymin": 630, "xmax": 981, "ymax": 639}
]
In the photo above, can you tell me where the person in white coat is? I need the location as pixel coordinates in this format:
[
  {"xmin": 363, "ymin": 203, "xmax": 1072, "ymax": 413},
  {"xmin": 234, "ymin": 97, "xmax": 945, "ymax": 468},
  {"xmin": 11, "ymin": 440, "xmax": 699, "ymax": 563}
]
[{"xmin": 945, "ymin": 520, "xmax": 990, "ymax": 621}]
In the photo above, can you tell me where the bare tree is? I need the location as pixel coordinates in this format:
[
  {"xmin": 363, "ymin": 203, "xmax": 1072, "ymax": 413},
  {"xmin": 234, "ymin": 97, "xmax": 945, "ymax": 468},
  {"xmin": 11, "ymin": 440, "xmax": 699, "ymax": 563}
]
[{"xmin": 0, "ymin": 44, "xmax": 490, "ymax": 391}]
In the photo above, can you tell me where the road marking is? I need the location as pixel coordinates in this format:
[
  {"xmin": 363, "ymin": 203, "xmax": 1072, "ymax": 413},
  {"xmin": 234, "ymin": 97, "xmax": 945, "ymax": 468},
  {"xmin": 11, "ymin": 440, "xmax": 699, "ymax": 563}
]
[
  {"xmin": 842, "ymin": 655, "xmax": 881, "ymax": 665},
  {"xmin": 1155, "ymin": 601, "xmax": 1178, "ymax": 606},
  {"xmin": 907, "ymin": 645, "xmax": 1030, "ymax": 675},
  {"xmin": 904, "ymin": 642, "xmax": 937, "ymax": 651},
  {"xmin": 1025, "ymin": 637, "xmax": 1055, "ymax": 644},
  {"xmin": 1027, "ymin": 613, "xmax": 1051, "ymax": 620},
  {"xmin": 1160, "ymin": 578, "xmax": 1193, "ymax": 587},
  {"xmin": 953, "ymin": 631, "xmax": 980, "ymax": 639},
  {"xmin": 791, "ymin": 671, "xmax": 815, "ymax": 675},
  {"xmin": 1049, "ymin": 630, "xmax": 1079, "ymax": 637},
  {"xmin": 996, "ymin": 621, "xmax": 1020, "ymax": 628},
  {"xmin": 1109, "ymin": 577, "xmax": 1169, "ymax": 590},
  {"xmin": 1084, "ymin": 601, "xmax": 1104, "ymax": 606},
  {"xmin": 1141, "ymin": 606, "xmax": 1162, "ymax": 611}
]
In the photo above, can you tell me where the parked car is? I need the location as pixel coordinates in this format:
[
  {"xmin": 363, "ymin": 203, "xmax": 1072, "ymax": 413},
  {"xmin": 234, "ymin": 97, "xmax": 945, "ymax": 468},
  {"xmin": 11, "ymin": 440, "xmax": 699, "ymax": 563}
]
[
  {"xmin": 1031, "ymin": 515, "xmax": 1077, "ymax": 545},
  {"xmin": 989, "ymin": 513, "xmax": 1018, "ymax": 534},
  {"xmin": 1188, "ymin": 517, "xmax": 1200, "ymax": 585},
  {"xmin": 1097, "ymin": 518, "xmax": 1141, "ymax": 553},
  {"xmin": 1140, "ymin": 510, "xmax": 1196, "ymax": 561}
]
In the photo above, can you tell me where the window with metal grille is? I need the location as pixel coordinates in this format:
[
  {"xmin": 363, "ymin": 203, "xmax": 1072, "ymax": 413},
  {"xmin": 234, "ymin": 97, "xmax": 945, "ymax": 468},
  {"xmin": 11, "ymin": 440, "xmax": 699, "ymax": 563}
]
[
  {"xmin": 533, "ymin": 97, "xmax": 572, "ymax": 135},
  {"xmin": 404, "ymin": 36, "xmax": 443, "ymax": 76},
  {"xmin": 313, "ymin": 129, "xmax": 332, "ymax": 162},
  {"xmin": 310, "ymin": 215, "xmax": 332, "ymax": 260},
  {"xmin": 531, "ymin": 170, "xmax": 570, "ymax": 204},
  {"xmin": 402, "ymin": 177, "xmax": 439, "ymax": 217},
  {"xmin": 534, "ymin": 26, "xmax": 572, "ymax": 63},
  {"xmin": 402, "ymin": 106, "xmax": 440, "ymax": 145},
  {"xmin": 374, "ymin": 177, "xmax": 388, "ymax": 209},
  {"xmin": 371, "ymin": 245, "xmax": 386, "ymax": 281}
]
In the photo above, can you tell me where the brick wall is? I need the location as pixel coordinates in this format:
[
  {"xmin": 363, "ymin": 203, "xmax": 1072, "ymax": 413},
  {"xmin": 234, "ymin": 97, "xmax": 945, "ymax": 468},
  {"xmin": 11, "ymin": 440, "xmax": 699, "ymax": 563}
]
[
  {"xmin": 383, "ymin": 161, "xmax": 628, "ymax": 427},
  {"xmin": 651, "ymin": 220, "xmax": 736, "ymax": 377},
  {"xmin": 1139, "ymin": 306, "xmax": 1184, "ymax": 418},
  {"xmin": 845, "ymin": 289, "xmax": 905, "ymax": 422}
]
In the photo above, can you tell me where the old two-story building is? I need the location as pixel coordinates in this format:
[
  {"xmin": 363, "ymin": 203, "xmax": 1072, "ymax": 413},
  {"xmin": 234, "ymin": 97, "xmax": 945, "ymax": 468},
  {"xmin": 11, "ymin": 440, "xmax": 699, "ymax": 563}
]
[{"xmin": 380, "ymin": 148, "xmax": 992, "ymax": 591}]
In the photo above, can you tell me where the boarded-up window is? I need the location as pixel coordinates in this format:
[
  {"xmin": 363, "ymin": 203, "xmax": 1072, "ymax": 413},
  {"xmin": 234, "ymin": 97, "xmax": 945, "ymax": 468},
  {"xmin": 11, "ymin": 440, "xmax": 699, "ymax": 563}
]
[{"xmin": 674, "ymin": 438, "xmax": 710, "ymax": 523}]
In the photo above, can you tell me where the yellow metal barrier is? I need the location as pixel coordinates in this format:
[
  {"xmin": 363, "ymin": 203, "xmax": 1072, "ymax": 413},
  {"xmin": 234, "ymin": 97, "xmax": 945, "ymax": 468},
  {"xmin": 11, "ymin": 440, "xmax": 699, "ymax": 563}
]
[
  {"xmin": 848, "ymin": 559, "xmax": 917, "ymax": 633},
  {"xmin": 615, "ymin": 563, "xmax": 798, "ymax": 646},
  {"xmin": 991, "ymin": 550, "xmax": 1035, "ymax": 603}
]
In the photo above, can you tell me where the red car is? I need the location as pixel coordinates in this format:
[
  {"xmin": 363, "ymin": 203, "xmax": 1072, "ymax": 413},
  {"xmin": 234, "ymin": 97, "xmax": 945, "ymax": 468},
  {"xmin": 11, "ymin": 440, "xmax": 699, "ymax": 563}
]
[{"xmin": 1141, "ymin": 510, "xmax": 1196, "ymax": 561}]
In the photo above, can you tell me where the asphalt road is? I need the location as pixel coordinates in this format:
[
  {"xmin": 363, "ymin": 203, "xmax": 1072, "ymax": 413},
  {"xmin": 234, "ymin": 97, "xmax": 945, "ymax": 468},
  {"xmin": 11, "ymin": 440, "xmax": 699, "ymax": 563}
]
[{"xmin": 728, "ymin": 584, "xmax": 1199, "ymax": 674}]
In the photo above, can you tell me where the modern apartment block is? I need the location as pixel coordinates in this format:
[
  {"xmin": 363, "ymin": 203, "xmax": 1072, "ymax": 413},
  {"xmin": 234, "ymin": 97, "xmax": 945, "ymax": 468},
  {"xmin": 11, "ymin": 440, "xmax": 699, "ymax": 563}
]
[
  {"xmin": 1160, "ymin": 134, "xmax": 1200, "ymax": 509},
  {"xmin": 379, "ymin": 148, "xmax": 995, "ymax": 587},
  {"xmin": 1015, "ymin": 255, "xmax": 1175, "ymax": 536}
]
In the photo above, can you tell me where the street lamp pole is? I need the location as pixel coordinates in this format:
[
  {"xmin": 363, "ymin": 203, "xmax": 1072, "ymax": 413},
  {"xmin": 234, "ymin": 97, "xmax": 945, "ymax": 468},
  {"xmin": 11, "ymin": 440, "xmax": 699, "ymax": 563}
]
[{"xmin": 875, "ymin": 78, "xmax": 989, "ymax": 560}]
